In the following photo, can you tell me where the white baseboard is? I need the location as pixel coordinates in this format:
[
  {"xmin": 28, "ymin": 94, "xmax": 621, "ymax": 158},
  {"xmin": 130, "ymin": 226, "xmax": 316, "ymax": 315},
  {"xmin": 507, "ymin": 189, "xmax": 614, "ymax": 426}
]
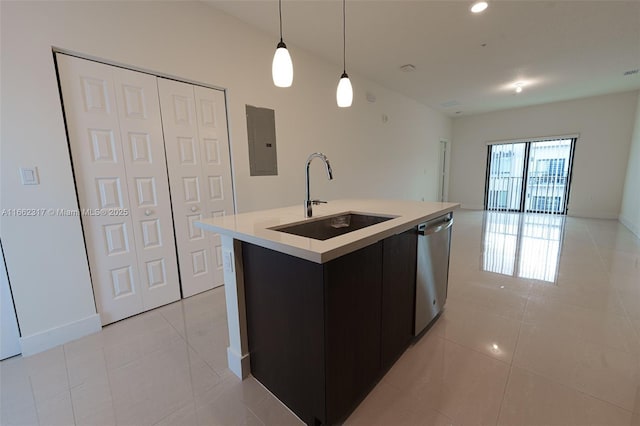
[
  {"xmin": 227, "ymin": 346, "xmax": 251, "ymax": 379},
  {"xmin": 459, "ymin": 204, "xmax": 484, "ymax": 210},
  {"xmin": 20, "ymin": 313, "xmax": 101, "ymax": 356},
  {"xmin": 619, "ymin": 215, "xmax": 640, "ymax": 239},
  {"xmin": 566, "ymin": 210, "xmax": 620, "ymax": 220}
]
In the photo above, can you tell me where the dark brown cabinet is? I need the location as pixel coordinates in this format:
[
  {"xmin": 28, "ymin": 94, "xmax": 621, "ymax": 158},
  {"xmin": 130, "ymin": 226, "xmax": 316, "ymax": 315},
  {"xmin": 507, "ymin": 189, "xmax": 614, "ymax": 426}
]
[
  {"xmin": 381, "ymin": 230, "xmax": 418, "ymax": 370},
  {"xmin": 242, "ymin": 229, "xmax": 417, "ymax": 425}
]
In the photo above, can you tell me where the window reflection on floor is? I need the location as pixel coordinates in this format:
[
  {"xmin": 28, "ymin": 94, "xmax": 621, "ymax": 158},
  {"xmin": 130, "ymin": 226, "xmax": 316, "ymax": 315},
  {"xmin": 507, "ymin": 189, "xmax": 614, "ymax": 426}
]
[{"xmin": 481, "ymin": 211, "xmax": 565, "ymax": 283}]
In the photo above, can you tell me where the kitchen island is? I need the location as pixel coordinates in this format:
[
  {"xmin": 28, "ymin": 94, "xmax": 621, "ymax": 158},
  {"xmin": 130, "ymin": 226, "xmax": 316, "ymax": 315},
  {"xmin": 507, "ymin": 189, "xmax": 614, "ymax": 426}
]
[{"xmin": 196, "ymin": 199, "xmax": 458, "ymax": 425}]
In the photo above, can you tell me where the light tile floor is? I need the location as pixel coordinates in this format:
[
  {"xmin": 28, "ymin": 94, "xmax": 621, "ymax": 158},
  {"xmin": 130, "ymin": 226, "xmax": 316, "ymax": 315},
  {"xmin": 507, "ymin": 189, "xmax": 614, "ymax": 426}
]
[{"xmin": 2, "ymin": 210, "xmax": 639, "ymax": 426}]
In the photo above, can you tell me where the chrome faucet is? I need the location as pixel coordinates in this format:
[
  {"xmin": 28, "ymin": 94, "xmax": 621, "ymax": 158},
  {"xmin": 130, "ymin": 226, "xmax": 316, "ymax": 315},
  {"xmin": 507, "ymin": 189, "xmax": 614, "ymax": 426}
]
[{"xmin": 305, "ymin": 152, "xmax": 333, "ymax": 217}]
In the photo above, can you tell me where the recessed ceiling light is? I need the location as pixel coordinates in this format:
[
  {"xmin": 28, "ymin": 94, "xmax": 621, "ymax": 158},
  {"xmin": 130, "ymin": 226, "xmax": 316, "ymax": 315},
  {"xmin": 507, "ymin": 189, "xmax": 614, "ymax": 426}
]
[
  {"xmin": 471, "ymin": 1, "xmax": 488, "ymax": 13},
  {"xmin": 501, "ymin": 78, "xmax": 538, "ymax": 93},
  {"xmin": 514, "ymin": 81, "xmax": 525, "ymax": 93},
  {"xmin": 400, "ymin": 64, "xmax": 416, "ymax": 72}
]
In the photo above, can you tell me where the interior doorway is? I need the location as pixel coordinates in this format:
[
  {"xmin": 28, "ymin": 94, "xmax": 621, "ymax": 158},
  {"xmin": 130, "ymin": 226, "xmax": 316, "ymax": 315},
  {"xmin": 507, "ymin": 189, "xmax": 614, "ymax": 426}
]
[
  {"xmin": 484, "ymin": 137, "xmax": 576, "ymax": 214},
  {"xmin": 438, "ymin": 140, "xmax": 448, "ymax": 202}
]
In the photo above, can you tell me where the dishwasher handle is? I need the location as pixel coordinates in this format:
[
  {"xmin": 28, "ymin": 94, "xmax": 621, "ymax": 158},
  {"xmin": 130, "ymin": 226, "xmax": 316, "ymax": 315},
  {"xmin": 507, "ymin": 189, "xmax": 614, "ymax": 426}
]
[{"xmin": 418, "ymin": 217, "xmax": 453, "ymax": 236}]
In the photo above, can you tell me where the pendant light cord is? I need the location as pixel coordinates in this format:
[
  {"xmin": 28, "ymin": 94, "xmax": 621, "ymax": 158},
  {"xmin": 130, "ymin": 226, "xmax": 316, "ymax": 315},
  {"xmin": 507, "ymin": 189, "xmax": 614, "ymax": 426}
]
[
  {"xmin": 342, "ymin": 0, "xmax": 346, "ymax": 73},
  {"xmin": 279, "ymin": 0, "xmax": 283, "ymax": 42}
]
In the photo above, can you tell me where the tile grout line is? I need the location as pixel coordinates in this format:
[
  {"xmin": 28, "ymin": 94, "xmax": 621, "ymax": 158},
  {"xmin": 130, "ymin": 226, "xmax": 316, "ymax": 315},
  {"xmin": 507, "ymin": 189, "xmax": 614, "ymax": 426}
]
[
  {"xmin": 425, "ymin": 334, "xmax": 456, "ymax": 424},
  {"xmin": 495, "ymin": 293, "xmax": 529, "ymax": 426},
  {"xmin": 494, "ymin": 365, "xmax": 516, "ymax": 426},
  {"xmin": 101, "ymin": 347, "xmax": 119, "ymax": 426},
  {"xmin": 510, "ymin": 294, "xmax": 530, "ymax": 370},
  {"xmin": 61, "ymin": 345, "xmax": 78, "ymax": 426},
  {"xmin": 585, "ymin": 219, "xmax": 640, "ymax": 351},
  {"xmin": 243, "ymin": 406, "xmax": 268, "ymax": 426},
  {"xmin": 148, "ymin": 308, "xmax": 215, "ymax": 426},
  {"xmin": 27, "ymin": 376, "xmax": 41, "ymax": 426},
  {"xmin": 156, "ymin": 300, "xmax": 229, "ymax": 413},
  {"xmin": 429, "ymin": 334, "xmax": 511, "ymax": 425},
  {"xmin": 613, "ymin": 286, "xmax": 640, "ymax": 348},
  {"xmin": 445, "ymin": 293, "xmax": 529, "ymax": 324},
  {"xmin": 438, "ymin": 332, "xmax": 512, "ymax": 368},
  {"xmin": 515, "ymin": 221, "xmax": 638, "ymax": 414},
  {"xmin": 156, "ymin": 303, "xmax": 216, "ymax": 375},
  {"xmin": 155, "ymin": 304, "xmax": 201, "ymax": 426},
  {"xmin": 513, "ymin": 363, "xmax": 636, "ymax": 416}
]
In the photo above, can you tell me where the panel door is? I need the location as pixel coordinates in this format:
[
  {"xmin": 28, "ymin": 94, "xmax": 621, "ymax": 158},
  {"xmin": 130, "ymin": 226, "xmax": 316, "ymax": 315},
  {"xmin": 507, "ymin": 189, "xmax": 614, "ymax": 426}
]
[
  {"xmin": 193, "ymin": 86, "xmax": 235, "ymax": 291},
  {"xmin": 112, "ymin": 67, "xmax": 180, "ymax": 310},
  {"xmin": 158, "ymin": 81, "xmax": 234, "ymax": 297},
  {"xmin": 57, "ymin": 54, "xmax": 180, "ymax": 324},
  {"xmin": 58, "ymin": 54, "xmax": 144, "ymax": 324}
]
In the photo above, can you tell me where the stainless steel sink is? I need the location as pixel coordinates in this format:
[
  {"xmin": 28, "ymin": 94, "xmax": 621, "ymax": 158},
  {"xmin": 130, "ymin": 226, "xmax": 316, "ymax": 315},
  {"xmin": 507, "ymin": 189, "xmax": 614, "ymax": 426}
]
[{"xmin": 271, "ymin": 213, "xmax": 396, "ymax": 241}]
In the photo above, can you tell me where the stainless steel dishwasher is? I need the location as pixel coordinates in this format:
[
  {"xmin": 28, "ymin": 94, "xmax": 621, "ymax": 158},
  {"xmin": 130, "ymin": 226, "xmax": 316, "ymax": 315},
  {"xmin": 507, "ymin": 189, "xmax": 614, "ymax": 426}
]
[{"xmin": 414, "ymin": 212, "xmax": 453, "ymax": 336}]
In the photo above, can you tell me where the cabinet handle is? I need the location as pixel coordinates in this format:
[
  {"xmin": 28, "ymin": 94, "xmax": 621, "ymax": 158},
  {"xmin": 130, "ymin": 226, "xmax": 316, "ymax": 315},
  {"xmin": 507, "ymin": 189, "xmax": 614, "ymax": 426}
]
[
  {"xmin": 191, "ymin": 206, "xmax": 199, "ymax": 212},
  {"xmin": 144, "ymin": 209, "xmax": 152, "ymax": 216}
]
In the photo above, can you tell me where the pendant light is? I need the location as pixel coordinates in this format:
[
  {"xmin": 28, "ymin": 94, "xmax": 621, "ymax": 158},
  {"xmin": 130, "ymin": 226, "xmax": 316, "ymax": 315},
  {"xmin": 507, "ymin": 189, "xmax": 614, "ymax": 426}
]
[
  {"xmin": 272, "ymin": 0, "xmax": 293, "ymax": 87},
  {"xmin": 336, "ymin": 0, "xmax": 353, "ymax": 107},
  {"xmin": 470, "ymin": 1, "xmax": 488, "ymax": 13}
]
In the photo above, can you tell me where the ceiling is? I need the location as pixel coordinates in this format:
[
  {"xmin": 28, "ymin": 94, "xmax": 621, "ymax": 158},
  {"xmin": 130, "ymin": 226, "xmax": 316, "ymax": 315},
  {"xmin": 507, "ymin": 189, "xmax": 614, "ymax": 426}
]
[{"xmin": 204, "ymin": 0, "xmax": 640, "ymax": 117}]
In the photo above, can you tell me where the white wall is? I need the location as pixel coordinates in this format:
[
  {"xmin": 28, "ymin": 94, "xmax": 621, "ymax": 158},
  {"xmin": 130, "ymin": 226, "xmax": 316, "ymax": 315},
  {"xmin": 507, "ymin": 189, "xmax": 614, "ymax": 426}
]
[
  {"xmin": 449, "ymin": 91, "xmax": 639, "ymax": 218},
  {"xmin": 0, "ymin": 1, "xmax": 451, "ymax": 352},
  {"xmin": 620, "ymin": 94, "xmax": 640, "ymax": 237}
]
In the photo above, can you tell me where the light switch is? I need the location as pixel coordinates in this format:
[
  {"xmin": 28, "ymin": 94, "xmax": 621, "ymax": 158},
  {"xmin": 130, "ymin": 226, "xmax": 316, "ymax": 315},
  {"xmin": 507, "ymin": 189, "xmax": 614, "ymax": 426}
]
[
  {"xmin": 222, "ymin": 249, "xmax": 234, "ymax": 274},
  {"xmin": 19, "ymin": 167, "xmax": 39, "ymax": 185}
]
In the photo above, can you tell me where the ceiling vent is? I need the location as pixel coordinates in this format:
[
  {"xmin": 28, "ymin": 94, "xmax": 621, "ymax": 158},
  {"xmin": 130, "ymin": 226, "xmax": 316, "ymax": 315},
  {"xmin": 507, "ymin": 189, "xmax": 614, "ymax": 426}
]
[{"xmin": 623, "ymin": 69, "xmax": 639, "ymax": 76}]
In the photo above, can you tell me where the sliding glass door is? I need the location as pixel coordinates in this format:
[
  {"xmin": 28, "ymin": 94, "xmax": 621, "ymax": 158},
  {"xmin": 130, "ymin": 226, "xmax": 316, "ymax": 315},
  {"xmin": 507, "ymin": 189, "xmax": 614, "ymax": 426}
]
[
  {"xmin": 524, "ymin": 140, "xmax": 574, "ymax": 214},
  {"xmin": 485, "ymin": 138, "xmax": 576, "ymax": 214},
  {"xmin": 485, "ymin": 143, "xmax": 527, "ymax": 211}
]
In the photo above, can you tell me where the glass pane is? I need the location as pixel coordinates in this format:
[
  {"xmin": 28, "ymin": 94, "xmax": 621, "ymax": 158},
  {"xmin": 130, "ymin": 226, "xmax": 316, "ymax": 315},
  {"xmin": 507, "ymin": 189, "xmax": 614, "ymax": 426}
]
[
  {"xmin": 486, "ymin": 143, "xmax": 526, "ymax": 210},
  {"xmin": 524, "ymin": 139, "xmax": 572, "ymax": 214}
]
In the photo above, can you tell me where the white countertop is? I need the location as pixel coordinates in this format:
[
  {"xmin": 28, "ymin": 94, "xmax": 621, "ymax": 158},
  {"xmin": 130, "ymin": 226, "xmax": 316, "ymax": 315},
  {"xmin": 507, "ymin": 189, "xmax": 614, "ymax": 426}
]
[{"xmin": 195, "ymin": 199, "xmax": 459, "ymax": 263}]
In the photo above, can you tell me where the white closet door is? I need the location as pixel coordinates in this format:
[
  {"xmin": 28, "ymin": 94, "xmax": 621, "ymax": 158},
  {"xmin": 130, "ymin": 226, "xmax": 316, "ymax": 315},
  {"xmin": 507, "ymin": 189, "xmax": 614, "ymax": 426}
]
[
  {"xmin": 58, "ymin": 55, "xmax": 143, "ymax": 324},
  {"xmin": 194, "ymin": 86, "xmax": 234, "ymax": 290},
  {"xmin": 57, "ymin": 55, "xmax": 179, "ymax": 324},
  {"xmin": 158, "ymin": 79, "xmax": 234, "ymax": 297},
  {"xmin": 112, "ymin": 67, "xmax": 180, "ymax": 310}
]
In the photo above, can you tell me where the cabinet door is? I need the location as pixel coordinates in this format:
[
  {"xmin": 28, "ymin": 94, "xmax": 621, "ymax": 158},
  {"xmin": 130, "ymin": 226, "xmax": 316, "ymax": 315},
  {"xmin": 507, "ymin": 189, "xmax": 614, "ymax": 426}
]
[
  {"xmin": 381, "ymin": 230, "xmax": 417, "ymax": 370},
  {"xmin": 324, "ymin": 242, "xmax": 383, "ymax": 424},
  {"xmin": 58, "ymin": 54, "xmax": 180, "ymax": 324},
  {"xmin": 242, "ymin": 243, "xmax": 326, "ymax": 426},
  {"xmin": 158, "ymin": 79, "xmax": 233, "ymax": 298}
]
